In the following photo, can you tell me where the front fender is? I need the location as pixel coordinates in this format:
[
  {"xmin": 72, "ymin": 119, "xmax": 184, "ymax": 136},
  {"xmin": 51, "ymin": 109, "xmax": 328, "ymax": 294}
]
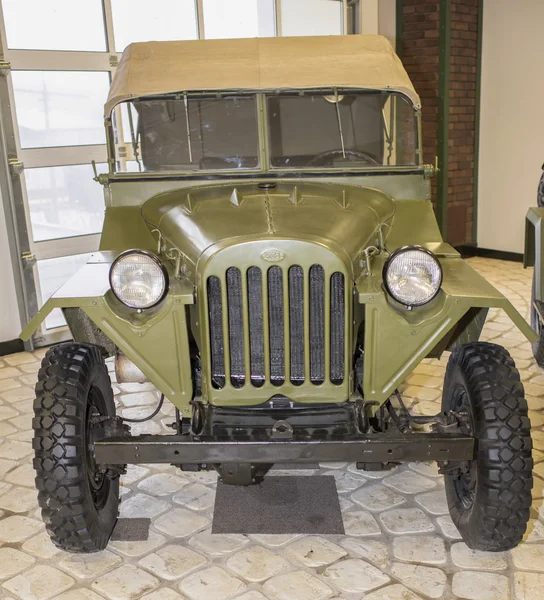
[
  {"xmin": 357, "ymin": 256, "xmax": 536, "ymax": 406},
  {"xmin": 21, "ymin": 253, "xmax": 195, "ymax": 414}
]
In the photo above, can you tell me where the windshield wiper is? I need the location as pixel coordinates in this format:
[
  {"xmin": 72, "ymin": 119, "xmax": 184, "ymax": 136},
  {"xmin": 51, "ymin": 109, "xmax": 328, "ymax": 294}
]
[
  {"xmin": 333, "ymin": 87, "xmax": 346, "ymax": 159},
  {"xmin": 127, "ymin": 103, "xmax": 142, "ymax": 172},
  {"xmin": 183, "ymin": 92, "xmax": 193, "ymax": 164}
]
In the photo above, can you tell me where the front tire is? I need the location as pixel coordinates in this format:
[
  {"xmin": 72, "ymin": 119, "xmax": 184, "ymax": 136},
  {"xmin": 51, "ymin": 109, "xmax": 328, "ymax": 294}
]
[
  {"xmin": 442, "ymin": 342, "xmax": 533, "ymax": 551},
  {"xmin": 33, "ymin": 343, "xmax": 119, "ymax": 552}
]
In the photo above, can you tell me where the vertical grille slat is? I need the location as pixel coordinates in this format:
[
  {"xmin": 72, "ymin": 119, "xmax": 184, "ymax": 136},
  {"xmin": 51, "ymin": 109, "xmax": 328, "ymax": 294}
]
[
  {"xmin": 267, "ymin": 266, "xmax": 285, "ymax": 386},
  {"xmin": 247, "ymin": 267, "xmax": 265, "ymax": 387},
  {"xmin": 207, "ymin": 276, "xmax": 226, "ymax": 389},
  {"xmin": 289, "ymin": 265, "xmax": 305, "ymax": 385},
  {"xmin": 330, "ymin": 271, "xmax": 345, "ymax": 385},
  {"xmin": 206, "ymin": 263, "xmax": 346, "ymax": 390},
  {"xmin": 226, "ymin": 267, "xmax": 245, "ymax": 388},
  {"xmin": 309, "ymin": 264, "xmax": 325, "ymax": 384}
]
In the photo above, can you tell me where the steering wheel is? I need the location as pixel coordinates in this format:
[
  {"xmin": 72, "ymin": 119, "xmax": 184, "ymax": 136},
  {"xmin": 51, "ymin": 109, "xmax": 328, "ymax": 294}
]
[{"xmin": 306, "ymin": 149, "xmax": 378, "ymax": 167}]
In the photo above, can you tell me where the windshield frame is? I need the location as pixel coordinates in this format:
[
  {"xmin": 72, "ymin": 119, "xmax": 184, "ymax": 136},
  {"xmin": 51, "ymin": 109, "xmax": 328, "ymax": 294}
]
[
  {"xmin": 106, "ymin": 88, "xmax": 423, "ymax": 179},
  {"xmin": 264, "ymin": 88, "xmax": 420, "ymax": 173}
]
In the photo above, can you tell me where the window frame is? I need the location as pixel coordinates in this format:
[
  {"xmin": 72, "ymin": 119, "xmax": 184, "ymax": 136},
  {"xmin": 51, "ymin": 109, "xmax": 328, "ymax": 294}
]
[
  {"xmin": 107, "ymin": 89, "xmax": 422, "ymax": 179},
  {"xmin": 264, "ymin": 88, "xmax": 421, "ymax": 172},
  {"xmin": 111, "ymin": 92, "xmax": 263, "ymax": 175}
]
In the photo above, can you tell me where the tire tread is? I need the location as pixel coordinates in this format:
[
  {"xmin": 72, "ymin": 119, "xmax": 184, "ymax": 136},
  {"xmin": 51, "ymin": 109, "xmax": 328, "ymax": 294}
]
[
  {"xmin": 33, "ymin": 343, "xmax": 118, "ymax": 552},
  {"xmin": 444, "ymin": 342, "xmax": 533, "ymax": 551}
]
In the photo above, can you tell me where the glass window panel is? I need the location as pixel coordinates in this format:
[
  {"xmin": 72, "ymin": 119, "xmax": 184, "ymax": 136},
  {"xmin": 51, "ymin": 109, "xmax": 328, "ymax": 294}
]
[
  {"xmin": 203, "ymin": 0, "xmax": 275, "ymax": 39},
  {"xmin": 118, "ymin": 103, "xmax": 139, "ymax": 144},
  {"xmin": 114, "ymin": 96, "xmax": 260, "ymax": 172},
  {"xmin": 12, "ymin": 71, "xmax": 110, "ymax": 148},
  {"xmin": 280, "ymin": 0, "xmax": 343, "ymax": 36},
  {"xmin": 111, "ymin": 0, "xmax": 198, "ymax": 52},
  {"xmin": 37, "ymin": 253, "xmax": 92, "ymax": 330},
  {"xmin": 267, "ymin": 91, "xmax": 417, "ymax": 168},
  {"xmin": 25, "ymin": 164, "xmax": 107, "ymax": 242},
  {"xmin": 3, "ymin": 0, "xmax": 106, "ymax": 51},
  {"xmin": 126, "ymin": 161, "xmax": 141, "ymax": 172}
]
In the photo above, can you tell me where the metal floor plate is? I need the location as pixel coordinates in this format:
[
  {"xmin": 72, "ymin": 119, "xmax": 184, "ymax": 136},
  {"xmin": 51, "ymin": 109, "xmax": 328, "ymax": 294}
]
[
  {"xmin": 111, "ymin": 517, "xmax": 151, "ymax": 541},
  {"xmin": 212, "ymin": 475, "xmax": 344, "ymax": 534}
]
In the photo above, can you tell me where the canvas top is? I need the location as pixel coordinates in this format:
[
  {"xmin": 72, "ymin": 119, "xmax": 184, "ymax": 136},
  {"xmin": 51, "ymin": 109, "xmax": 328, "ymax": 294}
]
[{"xmin": 105, "ymin": 34, "xmax": 420, "ymax": 115}]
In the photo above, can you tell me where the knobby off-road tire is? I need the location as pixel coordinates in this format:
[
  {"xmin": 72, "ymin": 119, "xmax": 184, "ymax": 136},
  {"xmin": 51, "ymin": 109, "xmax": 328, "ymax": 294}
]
[
  {"xmin": 531, "ymin": 274, "xmax": 544, "ymax": 367},
  {"xmin": 442, "ymin": 342, "xmax": 533, "ymax": 551},
  {"xmin": 33, "ymin": 343, "xmax": 119, "ymax": 552}
]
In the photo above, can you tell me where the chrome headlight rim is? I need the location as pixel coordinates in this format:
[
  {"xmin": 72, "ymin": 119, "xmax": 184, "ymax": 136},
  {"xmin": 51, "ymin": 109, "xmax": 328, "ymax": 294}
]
[
  {"xmin": 109, "ymin": 249, "xmax": 169, "ymax": 310},
  {"xmin": 382, "ymin": 245, "xmax": 443, "ymax": 308}
]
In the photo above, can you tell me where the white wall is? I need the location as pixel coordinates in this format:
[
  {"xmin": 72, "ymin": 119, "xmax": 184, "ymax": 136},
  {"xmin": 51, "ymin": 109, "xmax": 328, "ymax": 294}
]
[
  {"xmin": 281, "ymin": 0, "xmax": 343, "ymax": 36},
  {"xmin": 478, "ymin": 0, "xmax": 544, "ymax": 253},
  {"xmin": 377, "ymin": 0, "xmax": 396, "ymax": 46},
  {"xmin": 0, "ymin": 195, "xmax": 22, "ymax": 342}
]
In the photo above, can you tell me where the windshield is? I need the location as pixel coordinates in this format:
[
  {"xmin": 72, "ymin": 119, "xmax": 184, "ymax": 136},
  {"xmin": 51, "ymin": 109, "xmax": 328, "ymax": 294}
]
[
  {"xmin": 114, "ymin": 94, "xmax": 259, "ymax": 173},
  {"xmin": 111, "ymin": 90, "xmax": 418, "ymax": 174},
  {"xmin": 267, "ymin": 90, "xmax": 417, "ymax": 168}
]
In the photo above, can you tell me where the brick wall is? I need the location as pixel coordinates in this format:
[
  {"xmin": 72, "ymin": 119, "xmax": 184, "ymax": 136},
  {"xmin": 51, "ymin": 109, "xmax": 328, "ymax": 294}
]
[
  {"xmin": 447, "ymin": 0, "xmax": 479, "ymax": 245},
  {"xmin": 400, "ymin": 0, "xmax": 480, "ymax": 245}
]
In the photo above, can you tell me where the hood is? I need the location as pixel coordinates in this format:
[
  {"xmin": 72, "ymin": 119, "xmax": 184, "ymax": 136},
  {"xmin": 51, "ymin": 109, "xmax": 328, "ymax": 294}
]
[{"xmin": 142, "ymin": 181, "xmax": 395, "ymax": 274}]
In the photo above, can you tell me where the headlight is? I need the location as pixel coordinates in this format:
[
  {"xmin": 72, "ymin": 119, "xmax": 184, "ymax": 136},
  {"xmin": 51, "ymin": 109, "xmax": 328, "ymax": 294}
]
[
  {"xmin": 383, "ymin": 246, "xmax": 442, "ymax": 307},
  {"xmin": 109, "ymin": 250, "xmax": 168, "ymax": 309}
]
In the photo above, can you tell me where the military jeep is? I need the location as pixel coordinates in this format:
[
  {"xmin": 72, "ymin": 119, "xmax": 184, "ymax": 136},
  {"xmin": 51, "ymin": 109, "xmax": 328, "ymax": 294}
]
[{"xmin": 23, "ymin": 35, "xmax": 535, "ymax": 553}]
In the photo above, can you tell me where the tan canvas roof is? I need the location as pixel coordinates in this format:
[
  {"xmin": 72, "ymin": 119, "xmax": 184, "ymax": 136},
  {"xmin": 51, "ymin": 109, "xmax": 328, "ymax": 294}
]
[{"xmin": 105, "ymin": 35, "xmax": 419, "ymax": 115}]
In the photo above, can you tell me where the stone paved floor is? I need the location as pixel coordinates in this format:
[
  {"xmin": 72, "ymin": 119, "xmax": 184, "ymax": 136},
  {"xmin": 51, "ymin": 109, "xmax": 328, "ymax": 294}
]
[{"xmin": 0, "ymin": 257, "xmax": 543, "ymax": 600}]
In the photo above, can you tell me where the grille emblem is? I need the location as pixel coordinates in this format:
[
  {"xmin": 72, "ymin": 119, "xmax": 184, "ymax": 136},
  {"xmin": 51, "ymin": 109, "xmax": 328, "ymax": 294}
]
[{"xmin": 261, "ymin": 249, "xmax": 285, "ymax": 262}]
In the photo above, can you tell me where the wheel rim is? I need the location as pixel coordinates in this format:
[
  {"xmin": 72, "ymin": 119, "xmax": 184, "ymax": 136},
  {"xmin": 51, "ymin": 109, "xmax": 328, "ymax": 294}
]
[
  {"xmin": 450, "ymin": 384, "xmax": 477, "ymax": 510},
  {"xmin": 86, "ymin": 386, "xmax": 111, "ymax": 510}
]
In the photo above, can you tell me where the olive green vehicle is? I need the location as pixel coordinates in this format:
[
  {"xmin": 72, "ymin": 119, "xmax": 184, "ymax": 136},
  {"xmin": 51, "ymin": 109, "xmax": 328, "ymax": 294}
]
[
  {"xmin": 525, "ymin": 165, "xmax": 544, "ymax": 365},
  {"xmin": 22, "ymin": 35, "xmax": 535, "ymax": 553}
]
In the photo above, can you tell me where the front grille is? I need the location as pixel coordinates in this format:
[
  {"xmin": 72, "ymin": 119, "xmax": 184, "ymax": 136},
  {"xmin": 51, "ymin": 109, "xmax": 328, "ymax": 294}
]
[{"xmin": 207, "ymin": 264, "xmax": 346, "ymax": 389}]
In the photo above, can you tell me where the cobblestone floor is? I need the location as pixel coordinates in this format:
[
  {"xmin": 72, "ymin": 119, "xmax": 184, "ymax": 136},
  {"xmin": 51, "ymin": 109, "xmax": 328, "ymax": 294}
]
[{"xmin": 0, "ymin": 257, "xmax": 543, "ymax": 600}]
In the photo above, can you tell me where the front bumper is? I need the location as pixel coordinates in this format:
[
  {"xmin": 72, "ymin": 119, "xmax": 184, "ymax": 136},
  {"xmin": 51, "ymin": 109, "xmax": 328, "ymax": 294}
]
[{"xmin": 94, "ymin": 431, "xmax": 474, "ymax": 465}]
